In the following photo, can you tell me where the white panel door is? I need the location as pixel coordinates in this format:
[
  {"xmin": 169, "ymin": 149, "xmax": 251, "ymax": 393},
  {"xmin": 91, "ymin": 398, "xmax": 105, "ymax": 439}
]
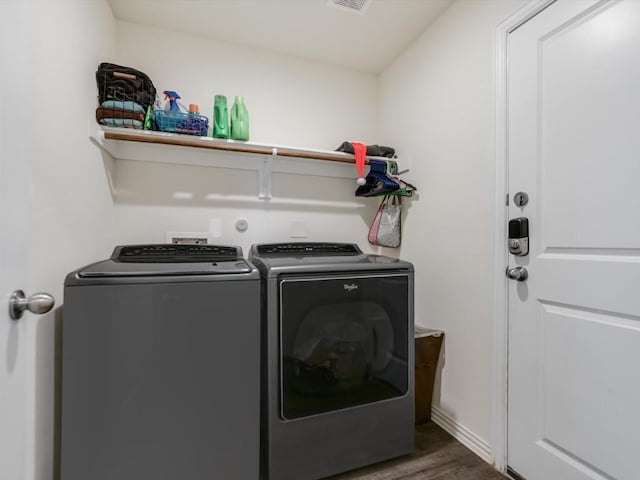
[
  {"xmin": 507, "ymin": 1, "xmax": 640, "ymax": 479},
  {"xmin": 0, "ymin": 3, "xmax": 38, "ymax": 479}
]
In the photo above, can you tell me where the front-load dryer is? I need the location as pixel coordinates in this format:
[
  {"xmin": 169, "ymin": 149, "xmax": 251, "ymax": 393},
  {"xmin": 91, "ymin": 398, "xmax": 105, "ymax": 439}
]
[
  {"xmin": 61, "ymin": 244, "xmax": 260, "ymax": 480},
  {"xmin": 249, "ymin": 242, "xmax": 415, "ymax": 480}
]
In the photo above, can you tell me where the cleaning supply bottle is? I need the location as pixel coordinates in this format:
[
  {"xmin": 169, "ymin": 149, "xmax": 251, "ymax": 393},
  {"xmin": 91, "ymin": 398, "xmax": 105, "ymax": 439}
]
[
  {"xmin": 163, "ymin": 90, "xmax": 181, "ymax": 113},
  {"xmin": 230, "ymin": 96, "xmax": 249, "ymax": 141},
  {"xmin": 143, "ymin": 105, "xmax": 153, "ymax": 130},
  {"xmin": 213, "ymin": 95, "xmax": 229, "ymax": 138}
]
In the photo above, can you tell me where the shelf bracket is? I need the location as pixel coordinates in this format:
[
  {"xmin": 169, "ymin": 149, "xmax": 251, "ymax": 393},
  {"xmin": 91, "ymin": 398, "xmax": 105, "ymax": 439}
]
[
  {"xmin": 258, "ymin": 149, "xmax": 276, "ymax": 199},
  {"xmin": 88, "ymin": 120, "xmax": 116, "ymax": 196}
]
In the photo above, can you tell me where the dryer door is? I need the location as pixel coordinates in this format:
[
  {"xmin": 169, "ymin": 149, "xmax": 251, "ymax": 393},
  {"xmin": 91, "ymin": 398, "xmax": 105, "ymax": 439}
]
[{"xmin": 279, "ymin": 273, "xmax": 409, "ymax": 420}]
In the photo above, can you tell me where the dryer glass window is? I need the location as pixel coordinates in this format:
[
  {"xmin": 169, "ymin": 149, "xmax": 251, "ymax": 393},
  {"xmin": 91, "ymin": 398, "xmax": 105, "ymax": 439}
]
[{"xmin": 279, "ymin": 274, "xmax": 409, "ymax": 420}]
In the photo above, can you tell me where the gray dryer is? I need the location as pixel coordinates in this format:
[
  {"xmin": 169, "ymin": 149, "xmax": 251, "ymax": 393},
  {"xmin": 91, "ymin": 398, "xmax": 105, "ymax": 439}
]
[{"xmin": 250, "ymin": 242, "xmax": 415, "ymax": 480}]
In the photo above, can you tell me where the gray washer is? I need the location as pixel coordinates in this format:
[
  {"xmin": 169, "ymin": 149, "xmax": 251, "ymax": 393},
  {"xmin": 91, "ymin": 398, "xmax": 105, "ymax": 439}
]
[
  {"xmin": 249, "ymin": 242, "xmax": 415, "ymax": 480},
  {"xmin": 61, "ymin": 244, "xmax": 261, "ymax": 480}
]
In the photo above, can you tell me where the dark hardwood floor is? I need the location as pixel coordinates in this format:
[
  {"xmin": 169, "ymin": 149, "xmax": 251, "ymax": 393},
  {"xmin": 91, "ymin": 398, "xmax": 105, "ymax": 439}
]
[{"xmin": 328, "ymin": 422, "xmax": 507, "ymax": 480}]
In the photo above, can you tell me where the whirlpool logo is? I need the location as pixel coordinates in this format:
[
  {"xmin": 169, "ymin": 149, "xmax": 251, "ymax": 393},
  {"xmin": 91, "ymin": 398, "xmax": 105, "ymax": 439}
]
[{"xmin": 343, "ymin": 283, "xmax": 359, "ymax": 292}]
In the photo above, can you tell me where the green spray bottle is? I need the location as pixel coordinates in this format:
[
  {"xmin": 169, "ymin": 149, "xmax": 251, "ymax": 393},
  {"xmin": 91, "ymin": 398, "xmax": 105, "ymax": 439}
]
[
  {"xmin": 213, "ymin": 95, "xmax": 230, "ymax": 139},
  {"xmin": 144, "ymin": 105, "xmax": 153, "ymax": 130},
  {"xmin": 230, "ymin": 96, "xmax": 249, "ymax": 141}
]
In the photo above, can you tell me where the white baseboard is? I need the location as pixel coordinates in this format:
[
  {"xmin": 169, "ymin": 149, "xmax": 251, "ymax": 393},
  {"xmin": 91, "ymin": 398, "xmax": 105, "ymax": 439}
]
[{"xmin": 430, "ymin": 406, "xmax": 493, "ymax": 465}]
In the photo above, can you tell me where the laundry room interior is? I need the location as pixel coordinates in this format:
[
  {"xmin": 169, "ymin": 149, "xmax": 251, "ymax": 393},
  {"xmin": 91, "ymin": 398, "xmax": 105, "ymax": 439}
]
[{"xmin": 4, "ymin": 0, "xmax": 638, "ymax": 479}]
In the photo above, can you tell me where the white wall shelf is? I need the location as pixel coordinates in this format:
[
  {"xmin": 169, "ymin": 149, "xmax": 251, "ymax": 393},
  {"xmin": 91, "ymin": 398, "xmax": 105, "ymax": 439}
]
[{"xmin": 89, "ymin": 125, "xmax": 399, "ymax": 199}]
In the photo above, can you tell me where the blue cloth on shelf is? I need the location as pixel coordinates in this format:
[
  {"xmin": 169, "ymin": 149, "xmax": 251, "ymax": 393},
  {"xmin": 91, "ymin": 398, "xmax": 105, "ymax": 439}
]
[
  {"xmin": 101, "ymin": 100, "xmax": 146, "ymax": 114},
  {"xmin": 99, "ymin": 118, "xmax": 143, "ymax": 129}
]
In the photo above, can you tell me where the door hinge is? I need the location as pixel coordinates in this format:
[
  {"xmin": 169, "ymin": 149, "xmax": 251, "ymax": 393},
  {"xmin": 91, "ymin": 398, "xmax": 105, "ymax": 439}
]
[{"xmin": 506, "ymin": 193, "xmax": 509, "ymax": 206}]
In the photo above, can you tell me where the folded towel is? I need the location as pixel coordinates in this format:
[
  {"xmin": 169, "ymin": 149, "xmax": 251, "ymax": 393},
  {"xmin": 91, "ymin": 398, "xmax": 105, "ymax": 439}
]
[
  {"xmin": 98, "ymin": 118, "xmax": 143, "ymax": 129},
  {"xmin": 335, "ymin": 142, "xmax": 396, "ymax": 158},
  {"xmin": 101, "ymin": 100, "xmax": 145, "ymax": 114},
  {"xmin": 96, "ymin": 107, "xmax": 145, "ymax": 123}
]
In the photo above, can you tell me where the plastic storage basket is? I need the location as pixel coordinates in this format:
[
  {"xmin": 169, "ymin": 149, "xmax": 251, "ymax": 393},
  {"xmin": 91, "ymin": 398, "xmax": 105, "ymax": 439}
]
[{"xmin": 154, "ymin": 110, "xmax": 209, "ymax": 136}]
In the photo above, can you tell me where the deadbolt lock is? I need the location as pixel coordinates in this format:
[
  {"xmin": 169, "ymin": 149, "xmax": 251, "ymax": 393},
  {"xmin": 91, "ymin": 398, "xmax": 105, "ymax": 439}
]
[
  {"xmin": 508, "ymin": 217, "xmax": 529, "ymax": 256},
  {"xmin": 514, "ymin": 192, "xmax": 529, "ymax": 207}
]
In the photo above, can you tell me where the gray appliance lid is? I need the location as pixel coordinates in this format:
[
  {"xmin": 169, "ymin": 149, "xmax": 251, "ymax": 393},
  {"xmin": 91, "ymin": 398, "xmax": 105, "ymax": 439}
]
[
  {"xmin": 112, "ymin": 244, "xmax": 241, "ymax": 263},
  {"xmin": 78, "ymin": 259, "xmax": 253, "ymax": 277},
  {"xmin": 249, "ymin": 242, "xmax": 414, "ymax": 277},
  {"xmin": 77, "ymin": 244, "xmax": 252, "ymax": 277}
]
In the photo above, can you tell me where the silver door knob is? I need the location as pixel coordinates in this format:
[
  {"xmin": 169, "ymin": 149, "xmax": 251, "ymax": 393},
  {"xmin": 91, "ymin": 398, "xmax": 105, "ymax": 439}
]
[
  {"xmin": 9, "ymin": 290, "xmax": 55, "ymax": 320},
  {"xmin": 506, "ymin": 266, "xmax": 528, "ymax": 281}
]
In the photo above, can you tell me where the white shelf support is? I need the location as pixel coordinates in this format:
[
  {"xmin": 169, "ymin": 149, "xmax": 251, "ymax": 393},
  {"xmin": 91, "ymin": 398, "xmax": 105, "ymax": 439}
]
[
  {"xmin": 258, "ymin": 151, "xmax": 276, "ymax": 200},
  {"xmin": 89, "ymin": 121, "xmax": 116, "ymax": 196}
]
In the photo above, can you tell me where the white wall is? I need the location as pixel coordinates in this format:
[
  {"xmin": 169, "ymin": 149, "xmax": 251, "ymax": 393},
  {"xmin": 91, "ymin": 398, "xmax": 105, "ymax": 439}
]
[
  {"xmin": 109, "ymin": 20, "xmax": 381, "ymax": 255},
  {"xmin": 26, "ymin": 2, "xmax": 117, "ymax": 480},
  {"xmin": 378, "ymin": 0, "xmax": 527, "ymax": 451},
  {"xmin": 115, "ymin": 20, "xmax": 378, "ymax": 149}
]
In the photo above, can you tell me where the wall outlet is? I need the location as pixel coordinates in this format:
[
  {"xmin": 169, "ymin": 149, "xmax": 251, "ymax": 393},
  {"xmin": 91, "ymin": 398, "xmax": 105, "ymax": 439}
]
[
  {"xmin": 209, "ymin": 218, "xmax": 222, "ymax": 238},
  {"xmin": 165, "ymin": 231, "xmax": 212, "ymax": 244}
]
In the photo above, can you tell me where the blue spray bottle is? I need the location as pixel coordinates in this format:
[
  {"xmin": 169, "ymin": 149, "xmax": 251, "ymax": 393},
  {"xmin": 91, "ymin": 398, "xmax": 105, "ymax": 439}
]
[{"xmin": 163, "ymin": 90, "xmax": 181, "ymax": 113}]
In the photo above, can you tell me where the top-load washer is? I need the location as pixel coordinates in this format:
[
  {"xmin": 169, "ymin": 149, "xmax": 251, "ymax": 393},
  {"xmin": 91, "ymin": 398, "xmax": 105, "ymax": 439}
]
[
  {"xmin": 61, "ymin": 244, "xmax": 261, "ymax": 480},
  {"xmin": 249, "ymin": 242, "xmax": 415, "ymax": 480}
]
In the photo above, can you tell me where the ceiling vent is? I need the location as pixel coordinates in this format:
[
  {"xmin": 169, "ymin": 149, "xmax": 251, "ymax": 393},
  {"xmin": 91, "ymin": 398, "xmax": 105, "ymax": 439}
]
[{"xmin": 327, "ymin": 0, "xmax": 372, "ymax": 15}]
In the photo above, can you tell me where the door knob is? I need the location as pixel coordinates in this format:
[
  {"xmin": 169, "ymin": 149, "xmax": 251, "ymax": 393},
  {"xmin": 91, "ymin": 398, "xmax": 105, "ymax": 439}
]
[
  {"xmin": 506, "ymin": 266, "xmax": 528, "ymax": 281},
  {"xmin": 9, "ymin": 290, "xmax": 55, "ymax": 320}
]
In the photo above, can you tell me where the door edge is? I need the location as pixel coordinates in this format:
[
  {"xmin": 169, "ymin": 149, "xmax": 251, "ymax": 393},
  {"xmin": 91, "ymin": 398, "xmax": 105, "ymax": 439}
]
[{"xmin": 491, "ymin": 0, "xmax": 556, "ymax": 472}]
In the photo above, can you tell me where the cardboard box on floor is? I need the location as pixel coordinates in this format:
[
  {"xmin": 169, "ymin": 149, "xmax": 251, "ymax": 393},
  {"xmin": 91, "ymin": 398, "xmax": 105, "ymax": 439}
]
[{"xmin": 415, "ymin": 327, "xmax": 444, "ymax": 424}]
